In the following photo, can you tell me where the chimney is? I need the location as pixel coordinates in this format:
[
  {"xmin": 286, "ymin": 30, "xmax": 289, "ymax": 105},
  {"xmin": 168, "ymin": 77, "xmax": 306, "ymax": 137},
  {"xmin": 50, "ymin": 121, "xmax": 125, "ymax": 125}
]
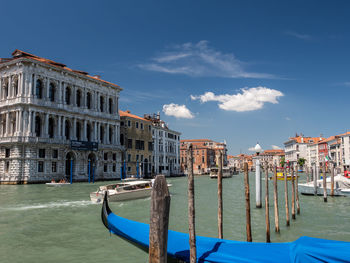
[
  {"xmin": 126, "ymin": 110, "xmax": 130, "ymax": 113},
  {"xmin": 157, "ymin": 111, "xmax": 160, "ymax": 120}
]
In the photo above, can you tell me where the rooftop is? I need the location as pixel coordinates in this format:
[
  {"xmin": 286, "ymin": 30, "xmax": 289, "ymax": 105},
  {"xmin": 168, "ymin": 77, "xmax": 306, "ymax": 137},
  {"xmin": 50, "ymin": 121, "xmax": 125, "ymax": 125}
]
[{"xmin": 119, "ymin": 110, "xmax": 150, "ymax": 122}]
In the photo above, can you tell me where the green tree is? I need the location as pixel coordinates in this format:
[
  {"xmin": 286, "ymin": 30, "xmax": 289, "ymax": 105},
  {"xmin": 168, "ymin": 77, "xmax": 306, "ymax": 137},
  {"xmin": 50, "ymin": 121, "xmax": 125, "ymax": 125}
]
[
  {"xmin": 280, "ymin": 156, "xmax": 285, "ymax": 167},
  {"xmin": 298, "ymin": 157, "xmax": 306, "ymax": 168}
]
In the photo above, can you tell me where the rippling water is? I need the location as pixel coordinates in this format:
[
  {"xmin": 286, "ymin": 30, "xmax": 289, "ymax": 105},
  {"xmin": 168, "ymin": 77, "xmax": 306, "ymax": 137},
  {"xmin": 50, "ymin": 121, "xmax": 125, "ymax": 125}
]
[{"xmin": 1, "ymin": 174, "xmax": 349, "ymax": 263}]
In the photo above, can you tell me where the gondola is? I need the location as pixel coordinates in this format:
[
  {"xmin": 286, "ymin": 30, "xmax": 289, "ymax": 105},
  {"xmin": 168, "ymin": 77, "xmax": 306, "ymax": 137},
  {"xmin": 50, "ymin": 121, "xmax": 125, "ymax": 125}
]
[{"xmin": 101, "ymin": 194, "xmax": 350, "ymax": 262}]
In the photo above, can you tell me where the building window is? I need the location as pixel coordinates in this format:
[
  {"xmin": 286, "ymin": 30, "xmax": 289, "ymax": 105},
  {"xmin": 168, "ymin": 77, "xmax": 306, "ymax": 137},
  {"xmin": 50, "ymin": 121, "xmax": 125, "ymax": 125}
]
[
  {"xmin": 113, "ymin": 153, "xmax": 116, "ymax": 161},
  {"xmin": 136, "ymin": 122, "xmax": 139, "ymax": 129},
  {"xmin": 127, "ymin": 154, "xmax": 131, "ymax": 162},
  {"xmin": 65, "ymin": 86, "xmax": 71, "ymax": 105},
  {"xmin": 104, "ymin": 153, "xmax": 108, "ymax": 160},
  {"xmin": 135, "ymin": 140, "xmax": 145, "ymax": 150},
  {"xmin": 86, "ymin": 124, "xmax": 91, "ymax": 142},
  {"xmin": 76, "ymin": 90, "xmax": 81, "ymax": 107},
  {"xmin": 52, "ymin": 162, "xmax": 57, "ymax": 173},
  {"xmin": 5, "ymin": 148, "xmax": 10, "ymax": 158},
  {"xmin": 36, "ymin": 79, "xmax": 43, "ymax": 99},
  {"xmin": 65, "ymin": 120, "xmax": 70, "ymax": 139},
  {"xmin": 5, "ymin": 161, "xmax": 9, "ymax": 173},
  {"xmin": 120, "ymin": 134, "xmax": 124, "ymax": 145},
  {"xmin": 38, "ymin": 161, "xmax": 44, "ymax": 172},
  {"xmin": 100, "ymin": 96, "xmax": 104, "ymax": 112},
  {"xmin": 109, "ymin": 98, "xmax": 113, "ymax": 114},
  {"xmin": 48, "ymin": 118, "xmax": 54, "ymax": 138},
  {"xmin": 141, "ymin": 155, "xmax": 144, "ymax": 162},
  {"xmin": 35, "ymin": 116, "xmax": 41, "ymax": 137},
  {"xmin": 148, "ymin": 125, "xmax": 151, "ymax": 131},
  {"xmin": 100, "ymin": 126, "xmax": 104, "ymax": 142},
  {"xmin": 127, "ymin": 120, "xmax": 131, "ymax": 127},
  {"xmin": 49, "ymin": 83, "xmax": 55, "ymax": 102},
  {"xmin": 104, "ymin": 164, "xmax": 107, "ymax": 172},
  {"xmin": 39, "ymin": 149, "xmax": 46, "ymax": 158},
  {"xmin": 86, "ymin": 92, "xmax": 92, "ymax": 109},
  {"xmin": 136, "ymin": 154, "xmax": 139, "ymax": 161},
  {"xmin": 140, "ymin": 123, "xmax": 143, "ymax": 130},
  {"xmin": 148, "ymin": 142, "xmax": 153, "ymax": 151},
  {"xmin": 109, "ymin": 127, "xmax": 113, "ymax": 143},
  {"xmin": 52, "ymin": 149, "xmax": 58, "ymax": 158},
  {"xmin": 113, "ymin": 164, "xmax": 116, "ymax": 172},
  {"xmin": 127, "ymin": 166, "xmax": 131, "ymax": 172},
  {"xmin": 127, "ymin": 139, "xmax": 133, "ymax": 149},
  {"xmin": 76, "ymin": 122, "xmax": 81, "ymax": 141}
]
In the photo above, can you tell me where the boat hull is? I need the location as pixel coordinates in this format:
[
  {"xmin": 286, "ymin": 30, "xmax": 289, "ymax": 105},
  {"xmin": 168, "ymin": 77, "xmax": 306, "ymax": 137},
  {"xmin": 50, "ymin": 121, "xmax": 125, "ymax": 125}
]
[
  {"xmin": 298, "ymin": 183, "xmax": 344, "ymax": 196},
  {"xmin": 91, "ymin": 188, "xmax": 152, "ymax": 203},
  {"xmin": 45, "ymin": 183, "xmax": 70, "ymax": 187}
]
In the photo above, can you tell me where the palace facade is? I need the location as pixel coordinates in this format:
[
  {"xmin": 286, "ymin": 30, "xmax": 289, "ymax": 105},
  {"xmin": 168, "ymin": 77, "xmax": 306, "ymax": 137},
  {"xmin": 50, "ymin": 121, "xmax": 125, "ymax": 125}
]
[{"xmin": 0, "ymin": 50, "xmax": 123, "ymax": 184}]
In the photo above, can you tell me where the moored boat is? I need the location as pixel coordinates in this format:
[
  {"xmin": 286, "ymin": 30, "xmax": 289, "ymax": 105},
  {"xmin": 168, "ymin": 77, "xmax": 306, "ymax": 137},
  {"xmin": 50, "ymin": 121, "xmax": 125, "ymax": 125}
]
[
  {"xmin": 101, "ymin": 194, "xmax": 350, "ymax": 262},
  {"xmin": 45, "ymin": 182, "xmax": 70, "ymax": 187},
  {"xmin": 90, "ymin": 180, "xmax": 152, "ymax": 203},
  {"xmin": 298, "ymin": 175, "xmax": 350, "ymax": 196},
  {"xmin": 209, "ymin": 166, "xmax": 233, "ymax": 178}
]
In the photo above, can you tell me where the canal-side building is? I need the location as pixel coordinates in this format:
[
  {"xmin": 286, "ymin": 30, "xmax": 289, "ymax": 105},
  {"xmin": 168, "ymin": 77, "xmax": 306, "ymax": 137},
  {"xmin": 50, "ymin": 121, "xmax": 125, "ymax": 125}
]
[
  {"xmin": 144, "ymin": 113, "xmax": 181, "ymax": 176},
  {"xmin": 119, "ymin": 110, "xmax": 153, "ymax": 177},
  {"xmin": 0, "ymin": 49, "xmax": 123, "ymax": 184}
]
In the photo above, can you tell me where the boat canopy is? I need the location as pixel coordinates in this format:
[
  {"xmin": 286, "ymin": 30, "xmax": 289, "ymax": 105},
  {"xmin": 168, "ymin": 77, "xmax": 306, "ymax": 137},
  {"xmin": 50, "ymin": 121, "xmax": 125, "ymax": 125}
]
[{"xmin": 101, "ymin": 195, "xmax": 350, "ymax": 263}]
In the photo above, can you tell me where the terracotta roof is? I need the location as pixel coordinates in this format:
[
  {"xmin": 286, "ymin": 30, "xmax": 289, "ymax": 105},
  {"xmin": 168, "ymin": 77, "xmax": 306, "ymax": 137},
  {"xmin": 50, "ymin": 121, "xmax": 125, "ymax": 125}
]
[
  {"xmin": 181, "ymin": 139, "xmax": 213, "ymax": 142},
  {"xmin": 289, "ymin": 136, "xmax": 324, "ymax": 144},
  {"xmin": 119, "ymin": 110, "xmax": 150, "ymax": 121},
  {"xmin": 338, "ymin": 131, "xmax": 350, "ymax": 137},
  {"xmin": 5, "ymin": 49, "xmax": 121, "ymax": 88},
  {"xmin": 319, "ymin": 136, "xmax": 338, "ymax": 144}
]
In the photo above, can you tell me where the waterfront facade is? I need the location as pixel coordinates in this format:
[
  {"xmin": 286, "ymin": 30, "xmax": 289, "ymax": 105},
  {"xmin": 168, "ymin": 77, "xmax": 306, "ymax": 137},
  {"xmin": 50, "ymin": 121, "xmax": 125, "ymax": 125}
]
[
  {"xmin": 0, "ymin": 50, "xmax": 123, "ymax": 184},
  {"xmin": 144, "ymin": 113, "xmax": 181, "ymax": 176},
  {"xmin": 120, "ymin": 110, "xmax": 153, "ymax": 177},
  {"xmin": 260, "ymin": 149, "xmax": 285, "ymax": 168}
]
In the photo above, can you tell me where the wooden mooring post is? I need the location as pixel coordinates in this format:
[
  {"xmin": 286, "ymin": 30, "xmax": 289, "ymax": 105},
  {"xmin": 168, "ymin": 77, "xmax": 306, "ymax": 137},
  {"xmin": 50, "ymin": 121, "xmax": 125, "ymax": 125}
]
[
  {"xmin": 217, "ymin": 151, "xmax": 223, "ymax": 239},
  {"xmin": 331, "ymin": 162, "xmax": 335, "ymax": 197},
  {"xmin": 295, "ymin": 165, "xmax": 300, "ymax": 215},
  {"xmin": 284, "ymin": 165, "xmax": 290, "ymax": 226},
  {"xmin": 265, "ymin": 162, "xmax": 271, "ymax": 243},
  {"xmin": 313, "ymin": 164, "xmax": 317, "ymax": 196},
  {"xmin": 273, "ymin": 165, "xmax": 280, "ymax": 233},
  {"xmin": 291, "ymin": 166, "xmax": 296, "ymax": 220},
  {"xmin": 149, "ymin": 175, "xmax": 171, "ymax": 263},
  {"xmin": 244, "ymin": 162, "xmax": 252, "ymax": 242},
  {"xmin": 323, "ymin": 163, "xmax": 327, "ymax": 202},
  {"xmin": 186, "ymin": 144, "xmax": 197, "ymax": 263}
]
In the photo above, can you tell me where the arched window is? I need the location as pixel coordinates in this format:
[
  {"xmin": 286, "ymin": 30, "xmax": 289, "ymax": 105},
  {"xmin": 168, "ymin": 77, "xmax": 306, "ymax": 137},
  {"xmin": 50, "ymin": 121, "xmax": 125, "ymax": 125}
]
[
  {"xmin": 86, "ymin": 92, "xmax": 91, "ymax": 109},
  {"xmin": 109, "ymin": 126, "xmax": 113, "ymax": 143},
  {"xmin": 48, "ymin": 118, "xmax": 54, "ymax": 138},
  {"xmin": 76, "ymin": 122, "xmax": 81, "ymax": 141},
  {"xmin": 76, "ymin": 90, "xmax": 81, "ymax": 107},
  {"xmin": 65, "ymin": 120, "xmax": 70, "ymax": 139},
  {"xmin": 100, "ymin": 126, "xmax": 104, "ymax": 143},
  {"xmin": 120, "ymin": 133, "xmax": 124, "ymax": 145},
  {"xmin": 65, "ymin": 86, "xmax": 71, "ymax": 105},
  {"xmin": 86, "ymin": 124, "xmax": 91, "ymax": 142},
  {"xmin": 36, "ymin": 80, "xmax": 43, "ymax": 99},
  {"xmin": 35, "ymin": 116, "xmax": 41, "ymax": 137},
  {"xmin": 100, "ymin": 96, "xmax": 104, "ymax": 112},
  {"xmin": 109, "ymin": 98, "xmax": 113, "ymax": 114},
  {"xmin": 4, "ymin": 79, "xmax": 8, "ymax": 98},
  {"xmin": 14, "ymin": 77, "xmax": 18, "ymax": 96},
  {"xmin": 49, "ymin": 83, "xmax": 55, "ymax": 102}
]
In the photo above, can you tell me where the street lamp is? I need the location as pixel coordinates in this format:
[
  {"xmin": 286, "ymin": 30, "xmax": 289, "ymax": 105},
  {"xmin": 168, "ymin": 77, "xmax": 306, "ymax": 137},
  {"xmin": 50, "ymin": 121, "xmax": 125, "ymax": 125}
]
[{"xmin": 255, "ymin": 143, "xmax": 262, "ymax": 208}]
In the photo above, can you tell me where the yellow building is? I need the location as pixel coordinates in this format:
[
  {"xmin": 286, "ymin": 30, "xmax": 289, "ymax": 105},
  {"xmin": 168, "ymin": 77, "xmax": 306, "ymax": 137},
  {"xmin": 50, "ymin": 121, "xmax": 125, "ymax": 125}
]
[{"xmin": 119, "ymin": 110, "xmax": 153, "ymax": 177}]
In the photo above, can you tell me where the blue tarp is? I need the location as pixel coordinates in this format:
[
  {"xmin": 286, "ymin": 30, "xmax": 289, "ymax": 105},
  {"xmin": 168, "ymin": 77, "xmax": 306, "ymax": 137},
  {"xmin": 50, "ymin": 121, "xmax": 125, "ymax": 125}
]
[{"xmin": 107, "ymin": 213, "xmax": 350, "ymax": 262}]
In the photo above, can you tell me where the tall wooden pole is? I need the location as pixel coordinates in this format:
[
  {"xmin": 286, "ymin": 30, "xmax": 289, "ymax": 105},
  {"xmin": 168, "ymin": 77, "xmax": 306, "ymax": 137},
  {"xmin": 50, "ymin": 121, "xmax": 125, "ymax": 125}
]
[
  {"xmin": 186, "ymin": 144, "xmax": 196, "ymax": 263},
  {"xmin": 273, "ymin": 165, "xmax": 280, "ymax": 232},
  {"xmin": 244, "ymin": 162, "xmax": 252, "ymax": 242},
  {"xmin": 149, "ymin": 175, "xmax": 171, "ymax": 263},
  {"xmin": 217, "ymin": 151, "xmax": 223, "ymax": 239},
  {"xmin": 284, "ymin": 165, "xmax": 290, "ymax": 226},
  {"xmin": 295, "ymin": 164, "xmax": 300, "ymax": 215},
  {"xmin": 291, "ymin": 166, "xmax": 296, "ymax": 220},
  {"xmin": 265, "ymin": 162, "xmax": 271, "ymax": 243},
  {"xmin": 323, "ymin": 162, "xmax": 327, "ymax": 202},
  {"xmin": 313, "ymin": 164, "xmax": 317, "ymax": 196},
  {"xmin": 331, "ymin": 162, "xmax": 335, "ymax": 197}
]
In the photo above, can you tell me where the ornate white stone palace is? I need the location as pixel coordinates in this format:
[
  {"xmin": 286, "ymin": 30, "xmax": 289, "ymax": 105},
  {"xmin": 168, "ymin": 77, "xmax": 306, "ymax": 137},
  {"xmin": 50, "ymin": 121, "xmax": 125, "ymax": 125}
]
[{"xmin": 0, "ymin": 50, "xmax": 123, "ymax": 184}]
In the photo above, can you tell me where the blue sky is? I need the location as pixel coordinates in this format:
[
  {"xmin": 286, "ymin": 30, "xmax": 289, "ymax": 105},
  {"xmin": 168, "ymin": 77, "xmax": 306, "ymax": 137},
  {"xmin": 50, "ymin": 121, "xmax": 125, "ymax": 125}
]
[{"xmin": 1, "ymin": 0, "xmax": 350, "ymax": 154}]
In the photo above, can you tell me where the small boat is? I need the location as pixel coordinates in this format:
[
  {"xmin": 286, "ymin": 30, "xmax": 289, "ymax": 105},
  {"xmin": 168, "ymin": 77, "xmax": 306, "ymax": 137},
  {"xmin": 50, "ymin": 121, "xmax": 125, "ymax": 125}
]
[
  {"xmin": 90, "ymin": 180, "xmax": 153, "ymax": 203},
  {"xmin": 298, "ymin": 175, "xmax": 350, "ymax": 196},
  {"xmin": 101, "ymin": 194, "xmax": 350, "ymax": 262},
  {"xmin": 210, "ymin": 167, "xmax": 233, "ymax": 179},
  {"xmin": 45, "ymin": 182, "xmax": 70, "ymax": 187}
]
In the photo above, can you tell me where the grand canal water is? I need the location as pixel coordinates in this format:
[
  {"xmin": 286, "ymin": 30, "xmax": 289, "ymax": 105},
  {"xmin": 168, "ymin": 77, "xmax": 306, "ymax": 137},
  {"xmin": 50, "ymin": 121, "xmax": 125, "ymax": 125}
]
[{"xmin": 1, "ymin": 174, "xmax": 350, "ymax": 263}]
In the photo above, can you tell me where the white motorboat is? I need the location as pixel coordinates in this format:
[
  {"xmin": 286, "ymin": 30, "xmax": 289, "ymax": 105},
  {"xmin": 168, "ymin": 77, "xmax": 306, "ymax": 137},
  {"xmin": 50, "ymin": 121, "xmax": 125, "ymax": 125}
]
[
  {"xmin": 298, "ymin": 175, "xmax": 350, "ymax": 196},
  {"xmin": 90, "ymin": 180, "xmax": 153, "ymax": 203},
  {"xmin": 46, "ymin": 182, "xmax": 70, "ymax": 187},
  {"xmin": 210, "ymin": 167, "xmax": 233, "ymax": 179}
]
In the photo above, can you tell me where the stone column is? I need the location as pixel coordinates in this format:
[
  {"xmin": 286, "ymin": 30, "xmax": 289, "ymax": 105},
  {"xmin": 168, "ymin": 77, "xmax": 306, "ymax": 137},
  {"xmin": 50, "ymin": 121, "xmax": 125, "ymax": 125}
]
[
  {"xmin": 62, "ymin": 82, "xmax": 66, "ymax": 104},
  {"xmin": 20, "ymin": 73, "xmax": 25, "ymax": 97},
  {"xmin": 73, "ymin": 118, "xmax": 77, "ymax": 140},
  {"xmin": 44, "ymin": 113, "xmax": 49, "ymax": 138},
  {"xmin": 8, "ymin": 75, "xmax": 12, "ymax": 99},
  {"xmin": 58, "ymin": 116, "xmax": 61, "ymax": 138},
  {"xmin": 28, "ymin": 111, "xmax": 32, "ymax": 136},
  {"xmin": 106, "ymin": 123, "xmax": 110, "ymax": 144},
  {"xmin": 116, "ymin": 96, "xmax": 119, "ymax": 115},
  {"xmin": 0, "ymin": 77, "xmax": 2, "ymax": 100},
  {"xmin": 94, "ymin": 121, "xmax": 97, "ymax": 142},
  {"xmin": 97, "ymin": 92, "xmax": 100, "ymax": 111},
  {"xmin": 46, "ymin": 77, "xmax": 50, "ymax": 100},
  {"xmin": 83, "ymin": 120, "xmax": 87, "ymax": 141},
  {"xmin": 97, "ymin": 122, "xmax": 100, "ymax": 143},
  {"xmin": 5, "ymin": 112, "xmax": 9, "ymax": 136},
  {"xmin": 19, "ymin": 110, "xmax": 23, "ymax": 136},
  {"xmin": 72, "ymin": 85, "xmax": 76, "ymax": 107},
  {"xmin": 32, "ymin": 74, "xmax": 37, "ymax": 97},
  {"xmin": 15, "ymin": 111, "xmax": 19, "ymax": 136},
  {"xmin": 62, "ymin": 117, "xmax": 66, "ymax": 140},
  {"xmin": 58, "ymin": 81, "xmax": 62, "ymax": 103},
  {"xmin": 22, "ymin": 110, "xmax": 27, "ymax": 136},
  {"xmin": 115, "ymin": 125, "xmax": 118, "ymax": 145}
]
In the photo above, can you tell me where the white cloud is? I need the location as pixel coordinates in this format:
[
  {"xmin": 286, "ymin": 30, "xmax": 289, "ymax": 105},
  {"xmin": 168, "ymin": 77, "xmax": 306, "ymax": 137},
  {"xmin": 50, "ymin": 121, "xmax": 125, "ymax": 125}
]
[
  {"xmin": 285, "ymin": 31, "xmax": 312, "ymax": 40},
  {"xmin": 285, "ymin": 117, "xmax": 291, "ymax": 121},
  {"xmin": 191, "ymin": 86, "xmax": 284, "ymax": 112},
  {"xmin": 139, "ymin": 41, "xmax": 276, "ymax": 79},
  {"xmin": 271, "ymin": 145, "xmax": 281, "ymax": 150},
  {"xmin": 162, "ymin": 103, "xmax": 194, "ymax": 119}
]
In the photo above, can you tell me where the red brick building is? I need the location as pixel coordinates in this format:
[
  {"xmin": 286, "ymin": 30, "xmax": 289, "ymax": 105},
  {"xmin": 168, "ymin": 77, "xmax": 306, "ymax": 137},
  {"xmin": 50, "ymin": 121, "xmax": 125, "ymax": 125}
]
[{"xmin": 180, "ymin": 139, "xmax": 227, "ymax": 175}]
